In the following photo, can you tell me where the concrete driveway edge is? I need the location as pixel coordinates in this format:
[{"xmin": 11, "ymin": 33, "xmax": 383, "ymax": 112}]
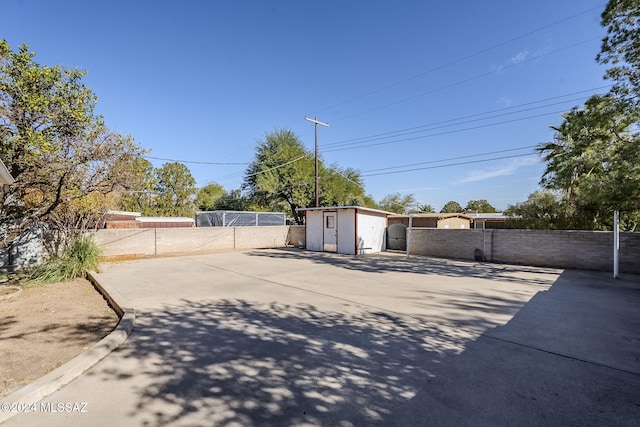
[{"xmin": 0, "ymin": 271, "xmax": 135, "ymax": 423}]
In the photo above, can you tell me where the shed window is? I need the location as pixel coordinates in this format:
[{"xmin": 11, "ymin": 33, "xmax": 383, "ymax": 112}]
[{"xmin": 326, "ymin": 216, "xmax": 335, "ymax": 229}]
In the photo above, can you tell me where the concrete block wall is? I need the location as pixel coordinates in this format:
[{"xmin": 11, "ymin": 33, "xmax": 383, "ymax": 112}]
[
  {"xmin": 93, "ymin": 228, "xmax": 157, "ymax": 257},
  {"xmin": 491, "ymin": 230, "xmax": 611, "ymax": 271},
  {"xmin": 154, "ymin": 227, "xmax": 235, "ymax": 254},
  {"xmin": 93, "ymin": 226, "xmax": 291, "ymax": 258},
  {"xmin": 620, "ymin": 232, "xmax": 640, "ymax": 272},
  {"xmin": 234, "ymin": 226, "xmax": 289, "ymax": 249},
  {"xmin": 410, "ymin": 228, "xmax": 640, "ymax": 274},
  {"xmin": 288, "ymin": 225, "xmax": 306, "ymax": 248},
  {"xmin": 410, "ymin": 229, "xmax": 487, "ymax": 260}
]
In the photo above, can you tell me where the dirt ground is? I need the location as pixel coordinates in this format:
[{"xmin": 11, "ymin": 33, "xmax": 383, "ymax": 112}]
[{"xmin": 0, "ymin": 278, "xmax": 119, "ymax": 397}]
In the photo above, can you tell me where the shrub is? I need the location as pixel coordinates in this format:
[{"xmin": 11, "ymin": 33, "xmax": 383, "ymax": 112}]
[{"xmin": 29, "ymin": 235, "xmax": 101, "ymax": 283}]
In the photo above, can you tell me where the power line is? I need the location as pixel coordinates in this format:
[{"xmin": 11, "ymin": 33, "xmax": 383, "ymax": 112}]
[
  {"xmin": 324, "ymin": 97, "xmax": 589, "ymax": 151},
  {"xmin": 212, "ymin": 146, "xmax": 540, "ymax": 185},
  {"xmin": 361, "ymin": 145, "xmax": 538, "ymax": 174},
  {"xmin": 306, "ymin": 4, "xmax": 606, "ymax": 119},
  {"xmin": 333, "ymin": 87, "xmax": 638, "ymax": 153},
  {"xmin": 145, "ymin": 155, "xmax": 248, "ymax": 165},
  {"xmin": 215, "ymin": 154, "xmax": 309, "ymax": 184},
  {"xmin": 325, "ymin": 87, "xmax": 632, "ymax": 154},
  {"xmin": 328, "ymin": 37, "xmax": 602, "ymax": 124},
  {"xmin": 210, "ymin": 146, "xmax": 540, "ymax": 185},
  {"xmin": 151, "ymin": 84, "xmax": 611, "ymax": 185},
  {"xmin": 148, "ymin": 88, "xmax": 606, "ymax": 171},
  {"xmin": 323, "ymin": 85, "xmax": 611, "ymax": 147},
  {"xmin": 361, "ymin": 152, "xmax": 538, "ymax": 178},
  {"xmin": 199, "ymin": 86, "xmax": 613, "ymax": 183},
  {"xmin": 324, "ymin": 109, "xmax": 569, "ymax": 153}
]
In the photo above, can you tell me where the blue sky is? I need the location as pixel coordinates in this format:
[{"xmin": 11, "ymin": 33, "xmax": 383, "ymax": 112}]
[{"xmin": 3, "ymin": 0, "xmax": 609, "ymax": 211}]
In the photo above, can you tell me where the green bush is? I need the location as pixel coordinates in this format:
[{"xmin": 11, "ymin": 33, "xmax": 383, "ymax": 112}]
[{"xmin": 30, "ymin": 235, "xmax": 102, "ymax": 283}]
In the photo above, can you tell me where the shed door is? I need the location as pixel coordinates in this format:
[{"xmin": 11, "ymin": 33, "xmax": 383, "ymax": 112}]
[
  {"xmin": 387, "ymin": 223, "xmax": 407, "ymax": 251},
  {"xmin": 323, "ymin": 212, "xmax": 337, "ymax": 252}
]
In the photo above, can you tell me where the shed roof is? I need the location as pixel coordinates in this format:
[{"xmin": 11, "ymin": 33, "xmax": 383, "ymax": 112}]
[
  {"xmin": 105, "ymin": 210, "xmax": 142, "ymax": 217},
  {"xmin": 464, "ymin": 212, "xmax": 508, "ymax": 221},
  {"xmin": 135, "ymin": 217, "xmax": 195, "ymax": 223},
  {"xmin": 296, "ymin": 206, "xmax": 394, "ymax": 216},
  {"xmin": 388, "ymin": 212, "xmax": 474, "ymax": 220}
]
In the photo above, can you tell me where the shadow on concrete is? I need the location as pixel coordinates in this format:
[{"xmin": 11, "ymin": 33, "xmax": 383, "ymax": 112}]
[
  {"xmin": 404, "ymin": 288, "xmax": 531, "ymax": 333},
  {"xmin": 85, "ymin": 265, "xmax": 640, "ymax": 425},
  {"xmin": 247, "ymin": 248, "xmax": 559, "ymax": 287},
  {"xmin": 86, "ymin": 299, "xmax": 476, "ymax": 426},
  {"xmin": 387, "ymin": 269, "xmax": 640, "ymax": 426}
]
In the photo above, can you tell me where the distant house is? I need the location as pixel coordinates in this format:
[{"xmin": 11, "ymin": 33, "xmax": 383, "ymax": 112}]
[
  {"xmin": 135, "ymin": 217, "xmax": 195, "ymax": 228},
  {"xmin": 102, "ymin": 210, "xmax": 195, "ymax": 229},
  {"xmin": 388, "ymin": 213, "xmax": 473, "ymax": 229},
  {"xmin": 102, "ymin": 210, "xmax": 141, "ymax": 229},
  {"xmin": 464, "ymin": 212, "xmax": 510, "ymax": 229}
]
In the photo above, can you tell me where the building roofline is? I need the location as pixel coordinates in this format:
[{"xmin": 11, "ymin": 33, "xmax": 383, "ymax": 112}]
[
  {"xmin": 196, "ymin": 210, "xmax": 285, "ymax": 215},
  {"xmin": 105, "ymin": 210, "xmax": 142, "ymax": 217},
  {"xmin": 135, "ymin": 217, "xmax": 195, "ymax": 222},
  {"xmin": 388, "ymin": 212, "xmax": 474, "ymax": 220},
  {"xmin": 296, "ymin": 206, "xmax": 394, "ymax": 216}
]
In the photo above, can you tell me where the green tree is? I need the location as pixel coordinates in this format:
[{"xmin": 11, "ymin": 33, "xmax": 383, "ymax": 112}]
[
  {"xmin": 118, "ymin": 157, "xmax": 157, "ymax": 215},
  {"xmin": 0, "ymin": 42, "xmax": 145, "ymax": 251},
  {"xmin": 244, "ymin": 129, "xmax": 366, "ymax": 223},
  {"xmin": 320, "ymin": 165, "xmax": 365, "ymax": 207},
  {"xmin": 521, "ymin": 2, "xmax": 640, "ymax": 231},
  {"xmin": 244, "ymin": 129, "xmax": 314, "ymax": 222},
  {"xmin": 464, "ymin": 199, "xmax": 497, "ymax": 213},
  {"xmin": 538, "ymin": 94, "xmax": 640, "ymax": 229},
  {"xmin": 597, "ymin": 0, "xmax": 640, "ymax": 105},
  {"xmin": 417, "ymin": 204, "xmax": 435, "ymax": 213},
  {"xmin": 214, "ymin": 189, "xmax": 249, "ymax": 211},
  {"xmin": 195, "ymin": 183, "xmax": 226, "ymax": 211},
  {"xmin": 153, "ymin": 162, "xmax": 196, "ymax": 217},
  {"xmin": 440, "ymin": 201, "xmax": 462, "ymax": 213},
  {"xmin": 361, "ymin": 194, "xmax": 379, "ymax": 209},
  {"xmin": 0, "ymin": 42, "xmax": 96, "ymax": 178},
  {"xmin": 532, "ymin": 2, "xmax": 640, "ymax": 230},
  {"xmin": 504, "ymin": 191, "xmax": 574, "ymax": 230},
  {"xmin": 378, "ymin": 193, "xmax": 416, "ymax": 214}
]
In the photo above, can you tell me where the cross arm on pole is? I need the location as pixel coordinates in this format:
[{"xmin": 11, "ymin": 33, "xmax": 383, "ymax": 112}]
[
  {"xmin": 305, "ymin": 116, "xmax": 329, "ymax": 127},
  {"xmin": 305, "ymin": 116, "xmax": 329, "ymax": 207}
]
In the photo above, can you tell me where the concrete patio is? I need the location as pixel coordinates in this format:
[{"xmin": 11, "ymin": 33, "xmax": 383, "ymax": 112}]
[{"xmin": 3, "ymin": 249, "xmax": 640, "ymax": 426}]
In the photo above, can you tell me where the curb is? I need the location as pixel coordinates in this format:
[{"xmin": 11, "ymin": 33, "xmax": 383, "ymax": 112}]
[{"xmin": 0, "ymin": 271, "xmax": 135, "ymax": 424}]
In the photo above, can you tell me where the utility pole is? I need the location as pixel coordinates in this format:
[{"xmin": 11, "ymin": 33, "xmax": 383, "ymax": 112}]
[
  {"xmin": 614, "ymin": 210, "xmax": 619, "ymax": 279},
  {"xmin": 305, "ymin": 116, "xmax": 329, "ymax": 207}
]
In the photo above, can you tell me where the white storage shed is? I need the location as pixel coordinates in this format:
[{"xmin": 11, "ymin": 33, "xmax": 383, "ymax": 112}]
[{"xmin": 296, "ymin": 206, "xmax": 393, "ymax": 255}]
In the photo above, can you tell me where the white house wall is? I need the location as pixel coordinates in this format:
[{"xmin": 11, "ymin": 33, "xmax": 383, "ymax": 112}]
[
  {"xmin": 337, "ymin": 209, "xmax": 356, "ymax": 255},
  {"xmin": 305, "ymin": 210, "xmax": 323, "ymax": 251},
  {"xmin": 357, "ymin": 211, "xmax": 388, "ymax": 254}
]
